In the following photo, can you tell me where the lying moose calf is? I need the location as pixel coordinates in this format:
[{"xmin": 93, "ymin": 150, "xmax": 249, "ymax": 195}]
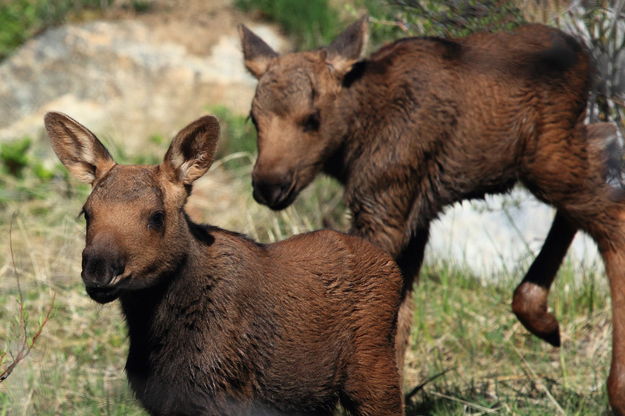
[{"xmin": 45, "ymin": 112, "xmax": 404, "ymax": 416}]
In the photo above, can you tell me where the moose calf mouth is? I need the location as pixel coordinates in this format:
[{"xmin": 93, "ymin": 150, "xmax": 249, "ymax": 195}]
[
  {"xmin": 85, "ymin": 285, "xmax": 121, "ymax": 304},
  {"xmin": 267, "ymin": 190, "xmax": 299, "ymax": 211},
  {"xmin": 253, "ymin": 185, "xmax": 299, "ymax": 211}
]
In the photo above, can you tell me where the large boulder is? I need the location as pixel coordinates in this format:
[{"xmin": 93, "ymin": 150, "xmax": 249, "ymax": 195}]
[{"xmin": 0, "ymin": 15, "xmax": 287, "ymax": 152}]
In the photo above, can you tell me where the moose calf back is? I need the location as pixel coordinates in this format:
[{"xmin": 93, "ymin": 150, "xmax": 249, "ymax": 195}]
[{"xmin": 342, "ymin": 24, "xmax": 591, "ymax": 212}]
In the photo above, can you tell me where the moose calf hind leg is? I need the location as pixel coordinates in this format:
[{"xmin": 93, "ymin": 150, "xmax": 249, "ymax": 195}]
[
  {"xmin": 603, "ymin": 247, "xmax": 625, "ymax": 416},
  {"xmin": 512, "ymin": 211, "xmax": 577, "ymax": 347}
]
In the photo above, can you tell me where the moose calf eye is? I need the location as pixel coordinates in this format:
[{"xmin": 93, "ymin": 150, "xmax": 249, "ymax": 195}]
[
  {"xmin": 148, "ymin": 211, "xmax": 165, "ymax": 231},
  {"xmin": 301, "ymin": 111, "xmax": 320, "ymax": 133}
]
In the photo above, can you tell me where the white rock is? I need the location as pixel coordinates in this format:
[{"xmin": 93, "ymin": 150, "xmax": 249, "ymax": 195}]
[{"xmin": 426, "ymin": 188, "xmax": 603, "ymax": 280}]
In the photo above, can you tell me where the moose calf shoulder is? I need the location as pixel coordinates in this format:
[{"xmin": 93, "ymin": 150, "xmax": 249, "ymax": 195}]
[{"xmin": 45, "ymin": 111, "xmax": 404, "ymax": 416}]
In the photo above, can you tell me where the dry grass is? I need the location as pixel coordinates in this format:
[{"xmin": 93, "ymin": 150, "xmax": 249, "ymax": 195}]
[
  {"xmin": 516, "ymin": 0, "xmax": 571, "ymax": 24},
  {"xmin": 0, "ymin": 140, "xmax": 613, "ymax": 415}
]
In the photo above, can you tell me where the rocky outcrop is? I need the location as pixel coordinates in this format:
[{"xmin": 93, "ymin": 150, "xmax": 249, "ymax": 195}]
[{"xmin": 0, "ymin": 16, "xmax": 287, "ymax": 151}]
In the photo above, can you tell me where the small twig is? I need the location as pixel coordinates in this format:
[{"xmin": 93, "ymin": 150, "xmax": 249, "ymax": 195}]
[
  {"xmin": 0, "ymin": 214, "xmax": 56, "ymax": 383},
  {"xmin": 369, "ymin": 16, "xmax": 412, "ymax": 34},
  {"xmin": 511, "ymin": 344, "xmax": 566, "ymax": 415},
  {"xmin": 405, "ymin": 367, "xmax": 454, "ymax": 400}
]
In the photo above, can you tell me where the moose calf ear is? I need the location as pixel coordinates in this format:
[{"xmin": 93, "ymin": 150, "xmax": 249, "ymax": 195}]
[
  {"xmin": 162, "ymin": 115, "xmax": 220, "ymax": 185},
  {"xmin": 239, "ymin": 24, "xmax": 278, "ymax": 78},
  {"xmin": 326, "ymin": 15, "xmax": 369, "ymax": 77},
  {"xmin": 44, "ymin": 112, "xmax": 115, "ymax": 185}
]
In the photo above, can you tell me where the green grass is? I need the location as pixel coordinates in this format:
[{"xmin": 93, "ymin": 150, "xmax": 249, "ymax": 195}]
[
  {"xmin": 0, "ymin": 120, "xmax": 613, "ymax": 414},
  {"xmin": 0, "ymin": 0, "xmax": 154, "ymax": 62},
  {"xmin": 209, "ymin": 105, "xmax": 258, "ymax": 170},
  {"xmin": 0, "ymin": 0, "xmax": 112, "ymax": 61},
  {"xmin": 406, "ymin": 262, "xmax": 610, "ymax": 415},
  {"xmin": 234, "ymin": 0, "xmax": 526, "ymax": 50}
]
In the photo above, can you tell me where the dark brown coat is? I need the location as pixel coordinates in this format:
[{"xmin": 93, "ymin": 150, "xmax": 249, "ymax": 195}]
[
  {"xmin": 45, "ymin": 112, "xmax": 404, "ymax": 416},
  {"xmin": 241, "ymin": 19, "xmax": 625, "ymax": 414}
]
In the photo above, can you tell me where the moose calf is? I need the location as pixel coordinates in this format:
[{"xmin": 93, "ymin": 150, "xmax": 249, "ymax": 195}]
[
  {"xmin": 45, "ymin": 112, "xmax": 404, "ymax": 416},
  {"xmin": 240, "ymin": 17, "xmax": 625, "ymax": 414}
]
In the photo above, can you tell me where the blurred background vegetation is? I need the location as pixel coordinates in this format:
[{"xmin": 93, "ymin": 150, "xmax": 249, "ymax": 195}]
[
  {"xmin": 0, "ymin": 0, "xmax": 623, "ymax": 414},
  {"xmin": 0, "ymin": 0, "xmax": 110, "ymax": 61},
  {"xmin": 1, "ymin": 1, "xmax": 622, "ymax": 121}
]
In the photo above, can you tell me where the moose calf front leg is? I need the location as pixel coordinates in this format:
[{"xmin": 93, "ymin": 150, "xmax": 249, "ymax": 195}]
[
  {"xmin": 512, "ymin": 210, "xmax": 577, "ymax": 347},
  {"xmin": 351, "ymin": 213, "xmax": 430, "ymax": 382},
  {"xmin": 343, "ymin": 346, "xmax": 405, "ymax": 416},
  {"xmin": 394, "ymin": 227, "xmax": 430, "ymax": 376}
]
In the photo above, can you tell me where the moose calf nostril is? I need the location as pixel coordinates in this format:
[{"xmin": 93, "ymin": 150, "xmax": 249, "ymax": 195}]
[
  {"xmin": 254, "ymin": 181, "xmax": 290, "ymax": 207},
  {"xmin": 82, "ymin": 254, "xmax": 125, "ymax": 287},
  {"xmin": 252, "ymin": 182, "xmax": 269, "ymax": 205},
  {"xmin": 113, "ymin": 263, "xmax": 125, "ymax": 277}
]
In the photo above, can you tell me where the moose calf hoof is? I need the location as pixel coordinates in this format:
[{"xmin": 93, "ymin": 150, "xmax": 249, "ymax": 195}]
[{"xmin": 512, "ymin": 282, "xmax": 561, "ymax": 347}]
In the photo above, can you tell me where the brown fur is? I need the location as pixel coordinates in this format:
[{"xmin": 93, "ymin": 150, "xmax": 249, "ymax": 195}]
[
  {"xmin": 241, "ymin": 18, "xmax": 625, "ymax": 414},
  {"xmin": 45, "ymin": 112, "xmax": 404, "ymax": 416}
]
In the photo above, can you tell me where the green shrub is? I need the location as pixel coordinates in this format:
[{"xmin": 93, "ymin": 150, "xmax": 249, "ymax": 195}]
[
  {"xmin": 0, "ymin": 0, "xmax": 129, "ymax": 61},
  {"xmin": 235, "ymin": 0, "xmax": 526, "ymax": 50},
  {"xmin": 235, "ymin": 0, "xmax": 342, "ymax": 49},
  {"xmin": 353, "ymin": 0, "xmax": 526, "ymax": 46},
  {"xmin": 0, "ymin": 137, "xmax": 31, "ymax": 178},
  {"xmin": 210, "ymin": 105, "xmax": 258, "ymax": 170},
  {"xmin": 0, "ymin": 137, "xmax": 60, "ymax": 182},
  {"xmin": 0, "ymin": 137, "xmax": 65, "ymax": 204}
]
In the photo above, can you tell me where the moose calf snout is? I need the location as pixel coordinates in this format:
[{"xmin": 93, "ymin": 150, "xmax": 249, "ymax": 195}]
[
  {"xmin": 81, "ymin": 234, "xmax": 125, "ymax": 289},
  {"xmin": 252, "ymin": 172, "xmax": 293, "ymax": 209}
]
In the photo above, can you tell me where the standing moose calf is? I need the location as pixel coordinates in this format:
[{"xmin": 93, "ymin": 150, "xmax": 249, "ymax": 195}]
[
  {"xmin": 45, "ymin": 112, "xmax": 404, "ymax": 416},
  {"xmin": 240, "ymin": 17, "xmax": 625, "ymax": 413}
]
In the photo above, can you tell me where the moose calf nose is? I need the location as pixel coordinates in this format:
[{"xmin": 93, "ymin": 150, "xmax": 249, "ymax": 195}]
[
  {"xmin": 252, "ymin": 177, "xmax": 291, "ymax": 208},
  {"xmin": 81, "ymin": 247, "xmax": 125, "ymax": 288}
]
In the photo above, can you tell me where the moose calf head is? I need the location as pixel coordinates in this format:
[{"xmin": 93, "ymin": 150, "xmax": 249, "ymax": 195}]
[
  {"xmin": 45, "ymin": 112, "xmax": 219, "ymax": 303},
  {"xmin": 239, "ymin": 17, "xmax": 368, "ymax": 210}
]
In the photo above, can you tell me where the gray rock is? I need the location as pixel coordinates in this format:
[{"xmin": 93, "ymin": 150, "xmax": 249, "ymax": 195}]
[{"xmin": 0, "ymin": 19, "xmax": 287, "ymax": 152}]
